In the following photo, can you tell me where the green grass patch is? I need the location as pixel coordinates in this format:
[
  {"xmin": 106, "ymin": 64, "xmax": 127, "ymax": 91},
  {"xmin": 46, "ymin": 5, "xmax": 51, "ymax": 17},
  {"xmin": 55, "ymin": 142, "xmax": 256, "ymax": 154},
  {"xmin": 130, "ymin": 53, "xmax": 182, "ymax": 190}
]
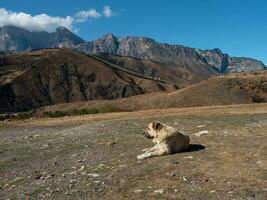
[
  {"xmin": 15, "ymin": 110, "xmax": 36, "ymax": 120},
  {"xmin": 0, "ymin": 110, "xmax": 36, "ymax": 121},
  {"xmin": 42, "ymin": 107, "xmax": 124, "ymax": 118}
]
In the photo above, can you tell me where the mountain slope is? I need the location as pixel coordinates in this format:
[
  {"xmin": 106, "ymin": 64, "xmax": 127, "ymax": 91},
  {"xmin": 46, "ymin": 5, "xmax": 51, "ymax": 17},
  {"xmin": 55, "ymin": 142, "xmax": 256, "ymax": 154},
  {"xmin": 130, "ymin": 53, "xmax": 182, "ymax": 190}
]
[
  {"xmin": 0, "ymin": 26, "xmax": 84, "ymax": 52},
  {"xmin": 94, "ymin": 52, "xmax": 219, "ymax": 87},
  {"xmin": 119, "ymin": 71, "xmax": 267, "ymax": 110},
  {"xmin": 40, "ymin": 71, "xmax": 267, "ymax": 114},
  {"xmin": 0, "ymin": 49, "xmax": 177, "ymax": 112},
  {"xmin": 77, "ymin": 33, "xmax": 266, "ymax": 73}
]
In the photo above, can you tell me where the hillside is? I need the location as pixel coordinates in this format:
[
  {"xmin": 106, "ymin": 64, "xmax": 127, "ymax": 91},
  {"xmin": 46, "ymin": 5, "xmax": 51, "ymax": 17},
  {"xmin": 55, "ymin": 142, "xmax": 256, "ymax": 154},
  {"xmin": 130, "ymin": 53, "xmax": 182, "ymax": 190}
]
[
  {"xmin": 94, "ymin": 52, "xmax": 218, "ymax": 87},
  {"xmin": 0, "ymin": 49, "xmax": 177, "ymax": 113},
  {"xmin": 39, "ymin": 71, "xmax": 267, "ymax": 114}
]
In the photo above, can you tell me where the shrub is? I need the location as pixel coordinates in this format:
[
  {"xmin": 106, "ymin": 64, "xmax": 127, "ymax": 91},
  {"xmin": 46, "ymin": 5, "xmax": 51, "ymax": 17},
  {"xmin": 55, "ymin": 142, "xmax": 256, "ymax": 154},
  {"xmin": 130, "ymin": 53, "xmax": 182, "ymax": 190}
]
[{"xmin": 42, "ymin": 106, "xmax": 124, "ymax": 118}]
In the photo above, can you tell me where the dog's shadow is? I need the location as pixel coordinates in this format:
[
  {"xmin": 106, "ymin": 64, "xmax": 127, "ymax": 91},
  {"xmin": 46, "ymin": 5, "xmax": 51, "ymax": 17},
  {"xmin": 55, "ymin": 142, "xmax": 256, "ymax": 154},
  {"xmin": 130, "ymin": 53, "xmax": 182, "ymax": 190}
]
[{"xmin": 182, "ymin": 144, "xmax": 205, "ymax": 153}]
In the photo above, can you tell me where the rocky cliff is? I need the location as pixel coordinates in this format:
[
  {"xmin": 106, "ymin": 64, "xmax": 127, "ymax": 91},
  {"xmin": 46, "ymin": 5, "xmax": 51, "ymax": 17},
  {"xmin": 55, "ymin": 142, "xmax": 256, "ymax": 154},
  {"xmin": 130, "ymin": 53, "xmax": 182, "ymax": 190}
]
[
  {"xmin": 77, "ymin": 34, "xmax": 266, "ymax": 73},
  {"xmin": 0, "ymin": 26, "xmax": 84, "ymax": 52}
]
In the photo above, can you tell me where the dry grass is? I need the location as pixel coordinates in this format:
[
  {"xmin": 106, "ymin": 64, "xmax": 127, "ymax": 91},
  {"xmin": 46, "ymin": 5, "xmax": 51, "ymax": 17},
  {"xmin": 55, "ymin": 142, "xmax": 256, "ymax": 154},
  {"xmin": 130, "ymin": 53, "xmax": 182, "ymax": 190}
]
[
  {"xmin": 36, "ymin": 71, "xmax": 267, "ymax": 117},
  {"xmin": 0, "ymin": 103, "xmax": 266, "ymax": 199}
]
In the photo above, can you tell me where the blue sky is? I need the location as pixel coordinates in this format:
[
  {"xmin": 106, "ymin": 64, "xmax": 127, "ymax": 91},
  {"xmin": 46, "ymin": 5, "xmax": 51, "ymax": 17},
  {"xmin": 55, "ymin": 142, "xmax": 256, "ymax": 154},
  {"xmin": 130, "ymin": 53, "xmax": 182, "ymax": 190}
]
[{"xmin": 0, "ymin": 0, "xmax": 266, "ymax": 64}]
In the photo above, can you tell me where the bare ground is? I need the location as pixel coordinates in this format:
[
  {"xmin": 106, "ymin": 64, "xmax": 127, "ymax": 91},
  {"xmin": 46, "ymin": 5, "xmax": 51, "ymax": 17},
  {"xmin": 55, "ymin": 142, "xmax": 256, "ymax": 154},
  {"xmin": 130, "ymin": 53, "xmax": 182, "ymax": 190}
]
[{"xmin": 0, "ymin": 104, "xmax": 267, "ymax": 199}]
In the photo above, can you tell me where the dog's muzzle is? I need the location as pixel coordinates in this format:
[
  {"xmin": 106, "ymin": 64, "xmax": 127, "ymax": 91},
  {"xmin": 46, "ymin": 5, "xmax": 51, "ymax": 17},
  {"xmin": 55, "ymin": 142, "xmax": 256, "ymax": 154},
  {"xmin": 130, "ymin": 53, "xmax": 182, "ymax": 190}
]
[{"xmin": 143, "ymin": 131, "xmax": 153, "ymax": 139}]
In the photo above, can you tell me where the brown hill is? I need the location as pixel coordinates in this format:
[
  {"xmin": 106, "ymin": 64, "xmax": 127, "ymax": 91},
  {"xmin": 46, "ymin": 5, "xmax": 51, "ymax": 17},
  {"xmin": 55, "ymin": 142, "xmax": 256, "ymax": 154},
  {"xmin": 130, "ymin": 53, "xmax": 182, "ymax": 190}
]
[
  {"xmin": 0, "ymin": 49, "xmax": 177, "ymax": 112},
  {"xmin": 95, "ymin": 52, "xmax": 219, "ymax": 88},
  {"xmin": 39, "ymin": 71, "xmax": 267, "ymax": 114}
]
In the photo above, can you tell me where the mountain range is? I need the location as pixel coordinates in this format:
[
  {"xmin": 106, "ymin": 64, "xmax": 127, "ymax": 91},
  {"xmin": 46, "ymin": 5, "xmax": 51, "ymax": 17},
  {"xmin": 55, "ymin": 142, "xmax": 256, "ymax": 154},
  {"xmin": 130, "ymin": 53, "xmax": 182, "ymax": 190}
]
[
  {"xmin": 0, "ymin": 25, "xmax": 266, "ymax": 113},
  {"xmin": 76, "ymin": 33, "xmax": 266, "ymax": 74},
  {"xmin": 0, "ymin": 25, "xmax": 266, "ymax": 74}
]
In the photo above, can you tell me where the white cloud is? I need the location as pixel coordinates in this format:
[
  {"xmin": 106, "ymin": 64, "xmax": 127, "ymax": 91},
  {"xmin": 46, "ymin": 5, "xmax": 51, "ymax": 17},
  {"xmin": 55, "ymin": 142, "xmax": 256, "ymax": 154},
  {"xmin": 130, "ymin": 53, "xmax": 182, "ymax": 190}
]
[
  {"xmin": 0, "ymin": 8, "xmax": 74, "ymax": 32},
  {"xmin": 75, "ymin": 9, "xmax": 101, "ymax": 22},
  {"xmin": 0, "ymin": 6, "xmax": 118, "ymax": 32},
  {"xmin": 103, "ymin": 6, "xmax": 114, "ymax": 17}
]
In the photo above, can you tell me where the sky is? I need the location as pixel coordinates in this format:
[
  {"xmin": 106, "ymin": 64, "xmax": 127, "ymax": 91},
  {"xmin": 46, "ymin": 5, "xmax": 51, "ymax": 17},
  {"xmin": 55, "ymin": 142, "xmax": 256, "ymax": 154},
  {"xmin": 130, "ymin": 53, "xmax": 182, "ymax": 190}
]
[{"xmin": 0, "ymin": 0, "xmax": 266, "ymax": 65}]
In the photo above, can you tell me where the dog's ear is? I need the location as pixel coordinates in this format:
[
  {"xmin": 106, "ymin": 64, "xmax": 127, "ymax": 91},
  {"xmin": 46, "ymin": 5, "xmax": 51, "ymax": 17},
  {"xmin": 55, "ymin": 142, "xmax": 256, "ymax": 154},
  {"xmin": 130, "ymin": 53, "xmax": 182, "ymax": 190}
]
[{"xmin": 152, "ymin": 121, "xmax": 163, "ymax": 131}]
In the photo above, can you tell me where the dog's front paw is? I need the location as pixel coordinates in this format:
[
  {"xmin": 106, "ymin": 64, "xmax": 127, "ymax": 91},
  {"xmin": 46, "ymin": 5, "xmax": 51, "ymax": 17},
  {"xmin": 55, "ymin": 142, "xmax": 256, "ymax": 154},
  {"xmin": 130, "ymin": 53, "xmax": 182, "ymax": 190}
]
[
  {"xmin": 137, "ymin": 154, "xmax": 145, "ymax": 160},
  {"xmin": 137, "ymin": 152, "xmax": 152, "ymax": 160}
]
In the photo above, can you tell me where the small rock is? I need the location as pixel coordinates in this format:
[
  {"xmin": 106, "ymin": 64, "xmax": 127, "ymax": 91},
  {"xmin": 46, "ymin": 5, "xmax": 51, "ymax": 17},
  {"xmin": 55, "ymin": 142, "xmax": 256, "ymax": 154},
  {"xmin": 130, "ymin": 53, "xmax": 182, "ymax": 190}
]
[
  {"xmin": 44, "ymin": 174, "xmax": 55, "ymax": 180},
  {"xmin": 174, "ymin": 189, "xmax": 178, "ymax": 193},
  {"xmin": 78, "ymin": 165, "xmax": 85, "ymax": 171},
  {"xmin": 33, "ymin": 134, "xmax": 40, "ymax": 138},
  {"xmin": 197, "ymin": 124, "xmax": 206, "ymax": 128},
  {"xmin": 69, "ymin": 171, "xmax": 77, "ymax": 175},
  {"xmin": 93, "ymin": 180, "xmax": 100, "ymax": 184},
  {"xmin": 23, "ymin": 135, "xmax": 33, "ymax": 139},
  {"xmin": 184, "ymin": 156, "xmax": 194, "ymax": 159},
  {"xmin": 107, "ymin": 142, "xmax": 116, "ymax": 146},
  {"xmin": 70, "ymin": 179, "xmax": 77, "ymax": 184},
  {"xmin": 35, "ymin": 174, "xmax": 42, "ymax": 180},
  {"xmin": 194, "ymin": 130, "xmax": 209, "ymax": 137},
  {"xmin": 171, "ymin": 160, "xmax": 179, "ymax": 164},
  {"xmin": 228, "ymin": 190, "xmax": 234, "ymax": 194},
  {"xmin": 166, "ymin": 172, "xmax": 176, "ymax": 177},
  {"xmin": 41, "ymin": 143, "xmax": 50, "ymax": 149},
  {"xmin": 96, "ymin": 163, "xmax": 105, "ymax": 170},
  {"xmin": 88, "ymin": 173, "xmax": 100, "ymax": 178},
  {"xmin": 154, "ymin": 189, "xmax": 164, "ymax": 194},
  {"xmin": 262, "ymin": 188, "xmax": 267, "ymax": 192},
  {"xmin": 134, "ymin": 189, "xmax": 143, "ymax": 193},
  {"xmin": 209, "ymin": 190, "xmax": 216, "ymax": 193},
  {"xmin": 182, "ymin": 176, "xmax": 187, "ymax": 181}
]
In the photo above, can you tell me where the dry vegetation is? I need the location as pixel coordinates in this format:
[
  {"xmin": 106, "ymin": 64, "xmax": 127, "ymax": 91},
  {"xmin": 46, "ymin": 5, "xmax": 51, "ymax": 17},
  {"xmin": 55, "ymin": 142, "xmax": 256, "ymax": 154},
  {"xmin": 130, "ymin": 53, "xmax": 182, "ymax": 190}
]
[
  {"xmin": 37, "ymin": 71, "xmax": 267, "ymax": 117},
  {"xmin": 0, "ymin": 104, "xmax": 267, "ymax": 199}
]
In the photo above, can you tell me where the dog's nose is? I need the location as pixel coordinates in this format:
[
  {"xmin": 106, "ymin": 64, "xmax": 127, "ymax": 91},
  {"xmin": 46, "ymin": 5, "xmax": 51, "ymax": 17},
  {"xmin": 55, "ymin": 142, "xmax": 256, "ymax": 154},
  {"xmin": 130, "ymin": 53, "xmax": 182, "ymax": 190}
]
[{"xmin": 143, "ymin": 132, "xmax": 147, "ymax": 135}]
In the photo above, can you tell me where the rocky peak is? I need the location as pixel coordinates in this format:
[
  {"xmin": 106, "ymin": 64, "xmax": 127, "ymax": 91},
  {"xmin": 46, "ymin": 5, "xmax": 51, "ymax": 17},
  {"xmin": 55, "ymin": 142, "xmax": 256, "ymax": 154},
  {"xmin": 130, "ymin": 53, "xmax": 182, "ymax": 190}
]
[
  {"xmin": 101, "ymin": 33, "xmax": 116, "ymax": 40},
  {"xmin": 55, "ymin": 26, "xmax": 70, "ymax": 33},
  {"xmin": 0, "ymin": 25, "xmax": 84, "ymax": 51}
]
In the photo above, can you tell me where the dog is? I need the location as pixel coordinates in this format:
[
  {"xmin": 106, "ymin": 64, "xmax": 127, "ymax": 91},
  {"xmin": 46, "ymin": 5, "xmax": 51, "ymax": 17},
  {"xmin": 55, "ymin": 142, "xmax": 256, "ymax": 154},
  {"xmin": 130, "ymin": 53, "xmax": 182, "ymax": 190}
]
[{"xmin": 137, "ymin": 121, "xmax": 190, "ymax": 159}]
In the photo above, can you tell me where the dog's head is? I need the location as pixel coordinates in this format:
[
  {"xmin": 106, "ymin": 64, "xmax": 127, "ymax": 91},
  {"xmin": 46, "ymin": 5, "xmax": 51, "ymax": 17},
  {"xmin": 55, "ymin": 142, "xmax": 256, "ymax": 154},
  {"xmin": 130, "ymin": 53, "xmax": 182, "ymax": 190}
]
[{"xmin": 143, "ymin": 121, "xmax": 164, "ymax": 139}]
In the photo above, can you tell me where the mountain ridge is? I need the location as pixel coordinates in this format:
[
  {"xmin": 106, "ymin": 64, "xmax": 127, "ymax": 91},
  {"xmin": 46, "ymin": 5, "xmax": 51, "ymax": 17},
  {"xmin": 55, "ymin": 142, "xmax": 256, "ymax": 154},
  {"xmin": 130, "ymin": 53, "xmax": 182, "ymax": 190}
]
[
  {"xmin": 77, "ymin": 33, "xmax": 266, "ymax": 74},
  {"xmin": 0, "ymin": 25, "xmax": 266, "ymax": 74},
  {"xmin": 0, "ymin": 25, "xmax": 84, "ymax": 52}
]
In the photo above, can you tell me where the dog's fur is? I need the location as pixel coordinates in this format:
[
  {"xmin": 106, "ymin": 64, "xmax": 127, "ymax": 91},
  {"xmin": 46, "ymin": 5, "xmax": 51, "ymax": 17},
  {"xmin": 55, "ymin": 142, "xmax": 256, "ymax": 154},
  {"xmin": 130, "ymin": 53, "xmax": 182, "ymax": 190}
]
[{"xmin": 137, "ymin": 121, "xmax": 190, "ymax": 159}]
